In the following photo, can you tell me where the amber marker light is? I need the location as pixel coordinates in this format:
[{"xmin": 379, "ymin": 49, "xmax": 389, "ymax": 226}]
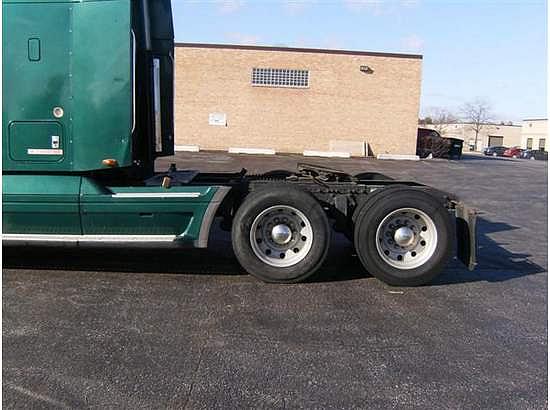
[{"xmin": 102, "ymin": 159, "xmax": 119, "ymax": 167}]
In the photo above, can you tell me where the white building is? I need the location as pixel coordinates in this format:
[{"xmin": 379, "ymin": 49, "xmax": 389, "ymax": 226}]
[
  {"xmin": 521, "ymin": 119, "xmax": 547, "ymax": 151},
  {"xmin": 423, "ymin": 122, "xmax": 522, "ymax": 152}
]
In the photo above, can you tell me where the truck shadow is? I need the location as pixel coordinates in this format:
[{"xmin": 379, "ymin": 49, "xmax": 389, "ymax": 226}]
[
  {"xmin": 312, "ymin": 217, "xmax": 546, "ymax": 285},
  {"xmin": 431, "ymin": 218, "xmax": 546, "ymax": 286},
  {"xmin": 2, "ymin": 240, "xmax": 246, "ymax": 277},
  {"xmin": 2, "ymin": 218, "xmax": 545, "ymax": 285}
]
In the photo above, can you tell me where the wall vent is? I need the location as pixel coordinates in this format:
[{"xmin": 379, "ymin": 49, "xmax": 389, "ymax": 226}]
[{"xmin": 252, "ymin": 68, "xmax": 309, "ymax": 88}]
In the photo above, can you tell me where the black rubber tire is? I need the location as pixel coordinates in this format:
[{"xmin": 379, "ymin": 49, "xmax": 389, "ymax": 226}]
[
  {"xmin": 351, "ymin": 185, "xmax": 410, "ymax": 225},
  {"xmin": 345, "ymin": 185, "xmax": 408, "ymax": 243},
  {"xmin": 232, "ymin": 185, "xmax": 331, "ymax": 283},
  {"xmin": 354, "ymin": 172, "xmax": 393, "ymax": 181},
  {"xmin": 353, "ymin": 187, "xmax": 453, "ymax": 286},
  {"xmin": 262, "ymin": 170, "xmax": 294, "ymax": 179}
]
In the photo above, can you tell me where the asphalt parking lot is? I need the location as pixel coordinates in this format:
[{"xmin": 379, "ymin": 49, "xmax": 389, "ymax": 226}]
[{"xmin": 3, "ymin": 152, "xmax": 547, "ymax": 409}]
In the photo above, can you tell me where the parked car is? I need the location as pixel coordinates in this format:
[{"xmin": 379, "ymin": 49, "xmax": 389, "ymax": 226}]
[
  {"xmin": 483, "ymin": 146, "xmax": 508, "ymax": 157},
  {"xmin": 503, "ymin": 147, "xmax": 524, "ymax": 158},
  {"xmin": 520, "ymin": 149, "xmax": 548, "ymax": 160}
]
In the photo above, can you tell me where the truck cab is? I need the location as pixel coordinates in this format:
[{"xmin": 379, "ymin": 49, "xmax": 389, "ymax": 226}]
[
  {"xmin": 3, "ymin": 0, "xmax": 229, "ymax": 245},
  {"xmin": 3, "ymin": 0, "xmax": 174, "ymax": 173}
]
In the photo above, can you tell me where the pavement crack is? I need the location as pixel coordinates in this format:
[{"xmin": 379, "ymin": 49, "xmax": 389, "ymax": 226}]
[
  {"xmin": 4, "ymin": 381, "xmax": 72, "ymax": 410},
  {"xmin": 182, "ymin": 345, "xmax": 205, "ymax": 410}
]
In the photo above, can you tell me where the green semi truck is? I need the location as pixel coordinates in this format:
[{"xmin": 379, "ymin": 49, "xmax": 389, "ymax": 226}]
[{"xmin": 2, "ymin": 0, "xmax": 476, "ymax": 286}]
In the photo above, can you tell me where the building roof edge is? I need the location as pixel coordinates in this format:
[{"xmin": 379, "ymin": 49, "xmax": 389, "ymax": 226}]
[{"xmin": 175, "ymin": 42, "xmax": 423, "ymax": 60}]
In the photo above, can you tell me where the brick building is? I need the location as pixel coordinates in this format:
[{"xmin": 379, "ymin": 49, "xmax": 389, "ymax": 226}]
[{"xmin": 174, "ymin": 43, "xmax": 423, "ymax": 157}]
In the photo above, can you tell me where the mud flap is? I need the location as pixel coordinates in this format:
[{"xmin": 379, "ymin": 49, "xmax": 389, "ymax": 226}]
[{"xmin": 455, "ymin": 202, "xmax": 477, "ymax": 270}]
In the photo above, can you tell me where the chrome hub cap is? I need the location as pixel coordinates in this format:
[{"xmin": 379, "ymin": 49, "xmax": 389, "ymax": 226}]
[
  {"xmin": 375, "ymin": 208, "xmax": 437, "ymax": 270},
  {"xmin": 250, "ymin": 205, "xmax": 313, "ymax": 267},
  {"xmin": 394, "ymin": 226, "xmax": 415, "ymax": 247},
  {"xmin": 271, "ymin": 224, "xmax": 292, "ymax": 245}
]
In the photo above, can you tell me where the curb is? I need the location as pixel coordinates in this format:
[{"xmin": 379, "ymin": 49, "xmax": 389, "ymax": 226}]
[
  {"xmin": 175, "ymin": 145, "xmax": 200, "ymax": 152},
  {"xmin": 303, "ymin": 150, "xmax": 351, "ymax": 158},
  {"xmin": 228, "ymin": 147, "xmax": 276, "ymax": 155},
  {"xmin": 377, "ymin": 154, "xmax": 419, "ymax": 161}
]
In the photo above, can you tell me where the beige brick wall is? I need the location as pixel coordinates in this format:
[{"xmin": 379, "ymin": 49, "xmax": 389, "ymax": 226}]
[{"xmin": 174, "ymin": 45, "xmax": 422, "ymax": 156}]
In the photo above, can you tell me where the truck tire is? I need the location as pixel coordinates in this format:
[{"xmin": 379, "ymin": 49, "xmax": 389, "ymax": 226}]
[
  {"xmin": 343, "ymin": 185, "xmax": 408, "ymax": 243},
  {"xmin": 354, "ymin": 172, "xmax": 393, "ymax": 181},
  {"xmin": 232, "ymin": 186, "xmax": 330, "ymax": 283},
  {"xmin": 262, "ymin": 170, "xmax": 294, "ymax": 179},
  {"xmin": 353, "ymin": 187, "xmax": 452, "ymax": 286},
  {"xmin": 351, "ymin": 185, "xmax": 408, "ymax": 225}
]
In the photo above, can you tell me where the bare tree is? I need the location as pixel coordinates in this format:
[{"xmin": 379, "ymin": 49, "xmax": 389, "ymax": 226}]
[
  {"xmin": 460, "ymin": 98, "xmax": 493, "ymax": 150},
  {"xmin": 424, "ymin": 107, "xmax": 458, "ymax": 136}
]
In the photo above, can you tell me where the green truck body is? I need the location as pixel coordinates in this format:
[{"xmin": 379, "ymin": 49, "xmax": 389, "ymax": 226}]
[
  {"xmin": 3, "ymin": 0, "xmax": 221, "ymax": 247},
  {"xmin": 2, "ymin": 174, "xmax": 228, "ymax": 245},
  {"xmin": 3, "ymin": 0, "xmax": 134, "ymax": 172},
  {"xmin": 2, "ymin": 0, "xmax": 477, "ymax": 285}
]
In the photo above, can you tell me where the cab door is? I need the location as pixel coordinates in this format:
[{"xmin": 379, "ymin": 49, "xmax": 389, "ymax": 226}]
[{"xmin": 2, "ymin": 1, "xmax": 71, "ymax": 171}]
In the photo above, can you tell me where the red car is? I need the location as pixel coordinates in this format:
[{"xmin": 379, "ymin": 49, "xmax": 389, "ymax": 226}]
[{"xmin": 503, "ymin": 147, "xmax": 523, "ymax": 158}]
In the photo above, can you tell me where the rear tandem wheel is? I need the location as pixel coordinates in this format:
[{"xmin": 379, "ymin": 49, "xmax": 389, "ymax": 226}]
[{"xmin": 353, "ymin": 187, "xmax": 453, "ymax": 286}]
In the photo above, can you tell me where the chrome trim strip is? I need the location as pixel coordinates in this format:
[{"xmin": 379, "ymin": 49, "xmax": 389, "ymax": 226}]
[
  {"xmin": 194, "ymin": 186, "xmax": 231, "ymax": 248},
  {"xmin": 153, "ymin": 57, "xmax": 162, "ymax": 153},
  {"xmin": 110, "ymin": 192, "xmax": 201, "ymax": 198},
  {"xmin": 131, "ymin": 29, "xmax": 136, "ymax": 134},
  {"xmin": 2, "ymin": 234, "xmax": 178, "ymax": 243}
]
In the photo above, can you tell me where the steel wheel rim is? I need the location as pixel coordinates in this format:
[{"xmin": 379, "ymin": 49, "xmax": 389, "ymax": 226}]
[
  {"xmin": 250, "ymin": 205, "xmax": 313, "ymax": 267},
  {"xmin": 375, "ymin": 207, "xmax": 438, "ymax": 270}
]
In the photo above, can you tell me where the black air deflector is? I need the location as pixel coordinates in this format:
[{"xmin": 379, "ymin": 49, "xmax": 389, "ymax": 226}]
[{"xmin": 131, "ymin": 0, "xmax": 175, "ymax": 177}]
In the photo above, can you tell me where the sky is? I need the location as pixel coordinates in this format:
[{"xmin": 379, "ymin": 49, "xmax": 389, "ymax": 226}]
[{"xmin": 172, "ymin": 0, "xmax": 547, "ymax": 122}]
